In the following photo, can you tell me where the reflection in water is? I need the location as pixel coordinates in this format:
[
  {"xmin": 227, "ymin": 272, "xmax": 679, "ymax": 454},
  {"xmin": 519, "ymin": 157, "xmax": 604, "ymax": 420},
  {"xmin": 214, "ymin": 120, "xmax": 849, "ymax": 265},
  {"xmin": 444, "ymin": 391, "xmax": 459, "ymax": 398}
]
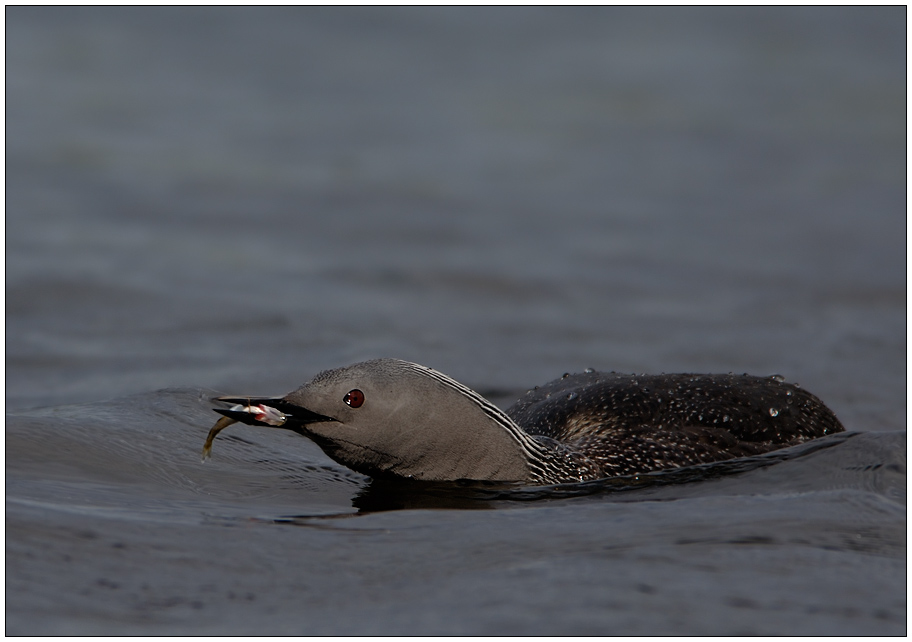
[{"xmin": 5, "ymin": 6, "xmax": 904, "ymax": 634}]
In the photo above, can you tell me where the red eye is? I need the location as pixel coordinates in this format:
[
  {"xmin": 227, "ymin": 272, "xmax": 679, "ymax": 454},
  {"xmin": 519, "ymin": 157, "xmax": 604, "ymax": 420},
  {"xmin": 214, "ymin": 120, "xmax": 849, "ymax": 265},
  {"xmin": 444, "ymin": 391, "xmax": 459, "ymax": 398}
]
[{"xmin": 343, "ymin": 389, "xmax": 365, "ymax": 408}]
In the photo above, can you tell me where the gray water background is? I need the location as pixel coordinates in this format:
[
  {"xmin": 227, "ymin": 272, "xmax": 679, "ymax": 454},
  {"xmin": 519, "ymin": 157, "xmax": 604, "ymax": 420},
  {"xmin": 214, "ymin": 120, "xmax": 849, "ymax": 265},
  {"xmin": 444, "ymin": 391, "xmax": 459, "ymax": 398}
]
[{"xmin": 6, "ymin": 7, "xmax": 906, "ymax": 635}]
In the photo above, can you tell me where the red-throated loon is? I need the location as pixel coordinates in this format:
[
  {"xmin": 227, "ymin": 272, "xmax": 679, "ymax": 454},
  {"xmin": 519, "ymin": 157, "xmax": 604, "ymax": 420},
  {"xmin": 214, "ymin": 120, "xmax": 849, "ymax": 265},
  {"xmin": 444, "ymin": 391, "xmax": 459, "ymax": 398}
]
[{"xmin": 203, "ymin": 358, "xmax": 844, "ymax": 484}]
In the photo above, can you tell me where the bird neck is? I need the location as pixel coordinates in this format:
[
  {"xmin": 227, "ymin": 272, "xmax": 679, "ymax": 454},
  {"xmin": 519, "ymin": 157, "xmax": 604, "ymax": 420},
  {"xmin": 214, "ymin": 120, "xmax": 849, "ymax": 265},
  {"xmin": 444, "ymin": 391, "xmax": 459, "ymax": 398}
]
[
  {"xmin": 517, "ymin": 433, "xmax": 604, "ymax": 484},
  {"xmin": 398, "ymin": 362, "xmax": 603, "ymax": 484}
]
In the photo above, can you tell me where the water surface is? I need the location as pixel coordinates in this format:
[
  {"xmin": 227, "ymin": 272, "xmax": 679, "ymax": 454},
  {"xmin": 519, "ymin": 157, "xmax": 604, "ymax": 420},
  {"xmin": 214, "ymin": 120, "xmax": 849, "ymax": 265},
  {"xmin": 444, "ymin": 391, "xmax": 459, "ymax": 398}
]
[{"xmin": 6, "ymin": 7, "xmax": 906, "ymax": 635}]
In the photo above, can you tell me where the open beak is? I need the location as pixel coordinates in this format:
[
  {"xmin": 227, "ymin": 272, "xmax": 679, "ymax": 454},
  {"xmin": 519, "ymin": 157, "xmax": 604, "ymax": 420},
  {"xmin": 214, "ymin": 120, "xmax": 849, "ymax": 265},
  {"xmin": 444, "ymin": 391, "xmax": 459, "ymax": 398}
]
[
  {"xmin": 202, "ymin": 396, "xmax": 336, "ymax": 460},
  {"xmin": 213, "ymin": 397, "xmax": 336, "ymax": 427}
]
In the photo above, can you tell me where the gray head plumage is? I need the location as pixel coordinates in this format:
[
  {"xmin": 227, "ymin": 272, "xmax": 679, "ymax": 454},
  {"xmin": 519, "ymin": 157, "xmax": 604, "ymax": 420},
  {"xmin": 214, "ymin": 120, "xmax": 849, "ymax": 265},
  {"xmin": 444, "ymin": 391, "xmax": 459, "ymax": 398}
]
[{"xmin": 213, "ymin": 359, "xmax": 538, "ymax": 482}]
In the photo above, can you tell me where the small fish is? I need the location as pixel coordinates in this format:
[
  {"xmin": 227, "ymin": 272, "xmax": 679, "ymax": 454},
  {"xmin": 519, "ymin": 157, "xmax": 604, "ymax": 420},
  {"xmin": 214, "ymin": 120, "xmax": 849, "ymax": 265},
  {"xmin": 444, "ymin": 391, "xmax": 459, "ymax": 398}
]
[
  {"xmin": 201, "ymin": 403, "xmax": 286, "ymax": 461},
  {"xmin": 201, "ymin": 415, "xmax": 237, "ymax": 461}
]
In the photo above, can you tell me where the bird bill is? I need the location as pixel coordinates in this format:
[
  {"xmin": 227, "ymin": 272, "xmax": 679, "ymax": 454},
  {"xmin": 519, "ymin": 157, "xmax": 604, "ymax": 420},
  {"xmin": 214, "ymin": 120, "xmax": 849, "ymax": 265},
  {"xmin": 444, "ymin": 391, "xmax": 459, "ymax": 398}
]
[{"xmin": 201, "ymin": 403, "xmax": 286, "ymax": 460}]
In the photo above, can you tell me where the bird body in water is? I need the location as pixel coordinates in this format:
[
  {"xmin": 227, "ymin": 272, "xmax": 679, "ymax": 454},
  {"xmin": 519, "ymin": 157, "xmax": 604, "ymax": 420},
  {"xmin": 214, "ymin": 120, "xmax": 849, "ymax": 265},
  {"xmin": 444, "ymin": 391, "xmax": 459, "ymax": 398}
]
[{"xmin": 204, "ymin": 359, "xmax": 844, "ymax": 485}]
